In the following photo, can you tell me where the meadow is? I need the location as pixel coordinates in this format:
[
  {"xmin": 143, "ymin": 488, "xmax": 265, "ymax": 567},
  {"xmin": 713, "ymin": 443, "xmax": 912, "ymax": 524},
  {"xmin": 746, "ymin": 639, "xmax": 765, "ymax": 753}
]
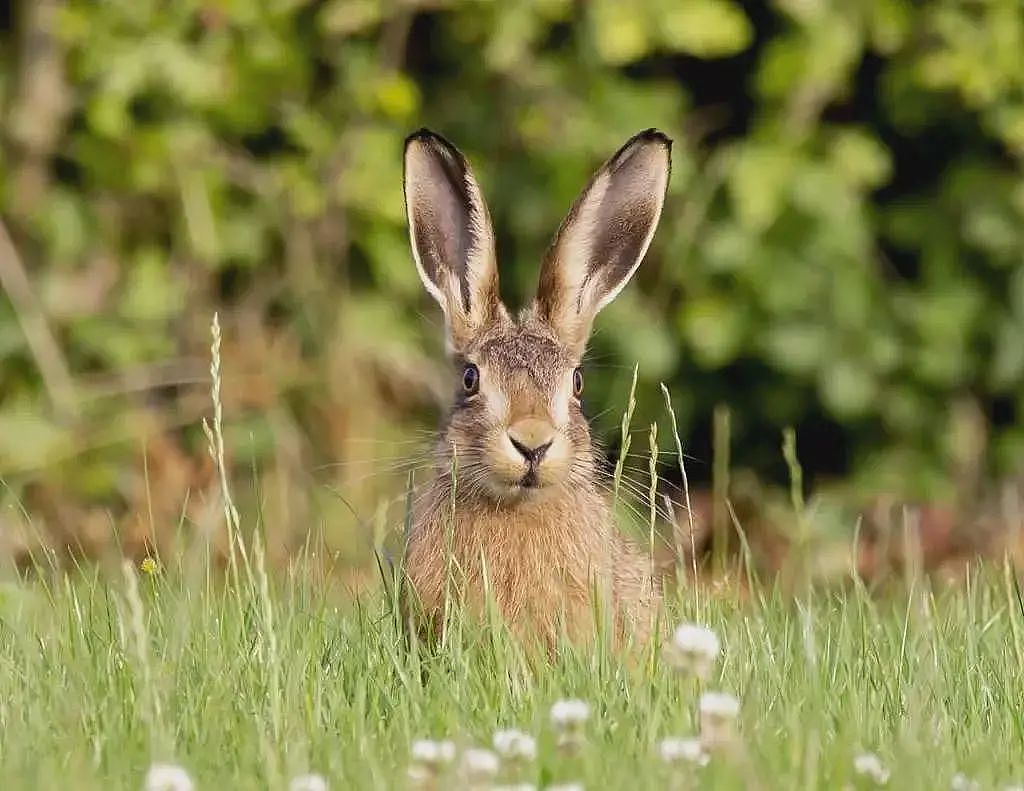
[
  {"xmin": 1, "ymin": 329, "xmax": 1022, "ymax": 791},
  {"xmin": 3, "ymin": 3, "xmax": 1024, "ymax": 788},
  {"xmin": 2, "ymin": 545, "xmax": 1023, "ymax": 790}
]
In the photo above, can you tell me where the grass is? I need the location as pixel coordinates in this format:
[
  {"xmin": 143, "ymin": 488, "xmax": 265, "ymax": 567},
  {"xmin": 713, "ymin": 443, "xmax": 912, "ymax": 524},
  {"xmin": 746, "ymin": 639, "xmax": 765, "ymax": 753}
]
[
  {"xmin": 1, "ymin": 555, "xmax": 1023, "ymax": 789},
  {"xmin": 2, "ymin": 319, "xmax": 1023, "ymax": 790}
]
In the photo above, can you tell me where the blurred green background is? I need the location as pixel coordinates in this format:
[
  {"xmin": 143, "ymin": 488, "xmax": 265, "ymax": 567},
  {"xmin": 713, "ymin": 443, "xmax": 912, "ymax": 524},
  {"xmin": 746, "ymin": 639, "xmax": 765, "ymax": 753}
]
[{"xmin": 1, "ymin": 0, "xmax": 1023, "ymax": 574}]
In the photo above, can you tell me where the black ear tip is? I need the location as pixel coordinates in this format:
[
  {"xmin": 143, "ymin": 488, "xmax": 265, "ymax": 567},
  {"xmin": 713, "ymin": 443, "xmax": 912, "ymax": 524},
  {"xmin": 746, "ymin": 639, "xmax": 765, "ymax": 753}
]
[
  {"xmin": 404, "ymin": 128, "xmax": 469, "ymax": 169},
  {"xmin": 606, "ymin": 128, "xmax": 672, "ymax": 170},
  {"xmin": 405, "ymin": 127, "xmax": 440, "ymax": 149},
  {"xmin": 635, "ymin": 128, "xmax": 673, "ymax": 148}
]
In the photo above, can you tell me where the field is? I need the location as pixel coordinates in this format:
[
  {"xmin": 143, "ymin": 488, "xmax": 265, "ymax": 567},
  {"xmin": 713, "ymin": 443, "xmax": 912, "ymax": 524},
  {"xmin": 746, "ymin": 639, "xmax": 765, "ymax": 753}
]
[
  {"xmin": 1, "ymin": 546, "xmax": 1023, "ymax": 790},
  {"xmin": 4, "ymin": 3, "xmax": 1024, "ymax": 789},
  {"xmin": 2, "ymin": 327, "xmax": 1023, "ymax": 791}
]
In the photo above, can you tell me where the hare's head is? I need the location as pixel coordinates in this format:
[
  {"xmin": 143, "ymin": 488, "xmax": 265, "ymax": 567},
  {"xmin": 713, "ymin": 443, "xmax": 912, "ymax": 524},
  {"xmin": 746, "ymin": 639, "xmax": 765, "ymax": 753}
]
[{"xmin": 404, "ymin": 129, "xmax": 671, "ymax": 502}]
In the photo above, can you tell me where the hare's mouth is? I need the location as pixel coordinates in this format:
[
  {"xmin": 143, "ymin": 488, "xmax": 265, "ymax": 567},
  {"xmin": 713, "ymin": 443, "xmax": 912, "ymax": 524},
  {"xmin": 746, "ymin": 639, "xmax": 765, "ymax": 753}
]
[{"xmin": 483, "ymin": 466, "xmax": 552, "ymax": 500}]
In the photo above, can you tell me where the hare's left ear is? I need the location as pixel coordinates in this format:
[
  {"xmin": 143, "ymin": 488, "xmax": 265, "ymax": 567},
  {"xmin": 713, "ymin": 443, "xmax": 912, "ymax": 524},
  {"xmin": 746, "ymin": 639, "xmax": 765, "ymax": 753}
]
[{"xmin": 533, "ymin": 129, "xmax": 671, "ymax": 357}]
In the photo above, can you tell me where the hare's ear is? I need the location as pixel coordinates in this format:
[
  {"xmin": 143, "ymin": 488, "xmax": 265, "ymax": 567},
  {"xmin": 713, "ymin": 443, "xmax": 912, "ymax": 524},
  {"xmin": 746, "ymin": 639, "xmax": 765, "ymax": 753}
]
[
  {"xmin": 533, "ymin": 129, "xmax": 671, "ymax": 356},
  {"xmin": 404, "ymin": 129, "xmax": 504, "ymax": 353}
]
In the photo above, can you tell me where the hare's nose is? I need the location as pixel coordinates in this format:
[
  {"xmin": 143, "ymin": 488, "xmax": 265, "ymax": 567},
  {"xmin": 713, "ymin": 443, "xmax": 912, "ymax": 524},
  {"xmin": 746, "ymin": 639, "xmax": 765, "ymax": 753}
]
[
  {"xmin": 509, "ymin": 436, "xmax": 552, "ymax": 464},
  {"xmin": 508, "ymin": 419, "xmax": 554, "ymax": 464}
]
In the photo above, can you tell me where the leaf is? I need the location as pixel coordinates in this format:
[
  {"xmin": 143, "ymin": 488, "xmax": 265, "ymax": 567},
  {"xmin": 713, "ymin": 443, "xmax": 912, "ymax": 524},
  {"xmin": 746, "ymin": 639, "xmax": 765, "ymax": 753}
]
[
  {"xmin": 660, "ymin": 0, "xmax": 753, "ymax": 58},
  {"xmin": 680, "ymin": 295, "xmax": 746, "ymax": 368},
  {"xmin": 830, "ymin": 129, "xmax": 892, "ymax": 189},
  {"xmin": 0, "ymin": 410, "xmax": 71, "ymax": 472},
  {"xmin": 763, "ymin": 324, "xmax": 828, "ymax": 374},
  {"xmin": 590, "ymin": 0, "xmax": 652, "ymax": 64},
  {"xmin": 604, "ymin": 293, "xmax": 678, "ymax": 378},
  {"xmin": 338, "ymin": 127, "xmax": 405, "ymax": 223},
  {"xmin": 990, "ymin": 319, "xmax": 1024, "ymax": 390},
  {"xmin": 819, "ymin": 359, "xmax": 877, "ymax": 418},
  {"xmin": 869, "ymin": 0, "xmax": 912, "ymax": 54},
  {"xmin": 372, "ymin": 74, "xmax": 420, "ymax": 121},
  {"xmin": 364, "ymin": 224, "xmax": 422, "ymax": 299},
  {"xmin": 728, "ymin": 143, "xmax": 796, "ymax": 232},
  {"xmin": 319, "ymin": 0, "xmax": 382, "ymax": 35},
  {"xmin": 120, "ymin": 249, "xmax": 184, "ymax": 322}
]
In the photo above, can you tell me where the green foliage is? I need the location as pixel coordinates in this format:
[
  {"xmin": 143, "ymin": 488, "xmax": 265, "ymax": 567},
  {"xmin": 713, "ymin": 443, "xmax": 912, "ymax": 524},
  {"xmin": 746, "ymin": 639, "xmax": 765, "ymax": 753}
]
[{"xmin": 2, "ymin": 0, "xmax": 1024, "ymax": 544}]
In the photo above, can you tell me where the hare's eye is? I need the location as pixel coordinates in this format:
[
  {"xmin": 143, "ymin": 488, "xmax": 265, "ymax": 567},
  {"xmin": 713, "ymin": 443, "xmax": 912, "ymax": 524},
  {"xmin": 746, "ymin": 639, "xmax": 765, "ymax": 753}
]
[
  {"xmin": 462, "ymin": 363, "xmax": 480, "ymax": 395},
  {"xmin": 572, "ymin": 367, "xmax": 584, "ymax": 398}
]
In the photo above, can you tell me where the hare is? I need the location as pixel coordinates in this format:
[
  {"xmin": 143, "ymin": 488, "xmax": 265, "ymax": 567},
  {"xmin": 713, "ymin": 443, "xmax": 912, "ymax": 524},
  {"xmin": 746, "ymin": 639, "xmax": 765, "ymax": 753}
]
[{"xmin": 401, "ymin": 128, "xmax": 672, "ymax": 649}]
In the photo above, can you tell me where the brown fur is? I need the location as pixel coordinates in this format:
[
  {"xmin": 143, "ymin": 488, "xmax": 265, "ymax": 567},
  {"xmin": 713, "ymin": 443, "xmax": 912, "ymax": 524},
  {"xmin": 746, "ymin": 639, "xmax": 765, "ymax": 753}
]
[
  {"xmin": 403, "ymin": 315, "xmax": 660, "ymax": 649},
  {"xmin": 401, "ymin": 129, "xmax": 672, "ymax": 650}
]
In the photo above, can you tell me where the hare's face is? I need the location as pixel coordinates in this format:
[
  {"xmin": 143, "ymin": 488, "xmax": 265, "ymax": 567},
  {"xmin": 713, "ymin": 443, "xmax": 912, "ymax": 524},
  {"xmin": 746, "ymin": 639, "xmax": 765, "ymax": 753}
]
[
  {"xmin": 404, "ymin": 128, "xmax": 671, "ymax": 504},
  {"xmin": 446, "ymin": 320, "xmax": 588, "ymax": 500}
]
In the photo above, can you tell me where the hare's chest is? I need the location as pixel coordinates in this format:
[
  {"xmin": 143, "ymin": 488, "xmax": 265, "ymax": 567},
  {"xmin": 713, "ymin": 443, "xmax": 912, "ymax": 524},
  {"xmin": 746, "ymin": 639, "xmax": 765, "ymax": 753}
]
[{"xmin": 405, "ymin": 506, "xmax": 612, "ymax": 636}]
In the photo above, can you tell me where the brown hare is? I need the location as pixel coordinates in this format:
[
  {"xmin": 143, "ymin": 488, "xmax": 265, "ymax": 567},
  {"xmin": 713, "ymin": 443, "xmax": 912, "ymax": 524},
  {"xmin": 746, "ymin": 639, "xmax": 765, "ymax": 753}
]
[{"xmin": 401, "ymin": 128, "xmax": 672, "ymax": 649}]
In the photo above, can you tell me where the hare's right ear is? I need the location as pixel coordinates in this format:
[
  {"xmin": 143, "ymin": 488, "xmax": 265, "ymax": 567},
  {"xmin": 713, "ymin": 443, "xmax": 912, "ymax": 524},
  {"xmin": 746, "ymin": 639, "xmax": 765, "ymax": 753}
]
[{"xmin": 404, "ymin": 129, "xmax": 504, "ymax": 353}]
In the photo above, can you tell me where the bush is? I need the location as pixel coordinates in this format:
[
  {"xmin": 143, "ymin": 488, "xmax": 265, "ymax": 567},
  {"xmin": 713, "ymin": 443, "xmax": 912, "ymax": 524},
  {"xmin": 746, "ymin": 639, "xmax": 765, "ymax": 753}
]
[{"xmin": 1, "ymin": 0, "xmax": 1023, "ymax": 555}]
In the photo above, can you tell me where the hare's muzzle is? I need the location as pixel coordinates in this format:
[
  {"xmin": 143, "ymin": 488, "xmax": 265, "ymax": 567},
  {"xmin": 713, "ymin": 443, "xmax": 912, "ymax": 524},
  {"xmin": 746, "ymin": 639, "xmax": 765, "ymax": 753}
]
[{"xmin": 505, "ymin": 418, "xmax": 557, "ymax": 488}]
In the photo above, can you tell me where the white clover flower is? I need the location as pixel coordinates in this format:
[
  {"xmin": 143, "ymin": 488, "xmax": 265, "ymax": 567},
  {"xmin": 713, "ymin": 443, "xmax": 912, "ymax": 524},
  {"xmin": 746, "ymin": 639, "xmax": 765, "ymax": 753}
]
[
  {"xmin": 664, "ymin": 623, "xmax": 721, "ymax": 678},
  {"xmin": 1003, "ymin": 785, "xmax": 1024, "ymax": 791},
  {"xmin": 493, "ymin": 729, "xmax": 537, "ymax": 762},
  {"xmin": 550, "ymin": 699, "xmax": 590, "ymax": 730},
  {"xmin": 852, "ymin": 753, "xmax": 890, "ymax": 785},
  {"xmin": 547, "ymin": 785, "xmax": 584, "ymax": 791},
  {"xmin": 951, "ymin": 774, "xmax": 980, "ymax": 791},
  {"xmin": 460, "ymin": 748, "xmax": 500, "ymax": 780},
  {"xmin": 698, "ymin": 691, "xmax": 740, "ymax": 748},
  {"xmin": 143, "ymin": 764, "xmax": 194, "ymax": 791},
  {"xmin": 551, "ymin": 699, "xmax": 590, "ymax": 754},
  {"xmin": 410, "ymin": 739, "xmax": 457, "ymax": 767},
  {"xmin": 289, "ymin": 774, "xmax": 328, "ymax": 791},
  {"xmin": 699, "ymin": 692, "xmax": 739, "ymax": 721},
  {"xmin": 659, "ymin": 737, "xmax": 710, "ymax": 767},
  {"xmin": 406, "ymin": 764, "xmax": 432, "ymax": 787},
  {"xmin": 491, "ymin": 786, "xmax": 537, "ymax": 791}
]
